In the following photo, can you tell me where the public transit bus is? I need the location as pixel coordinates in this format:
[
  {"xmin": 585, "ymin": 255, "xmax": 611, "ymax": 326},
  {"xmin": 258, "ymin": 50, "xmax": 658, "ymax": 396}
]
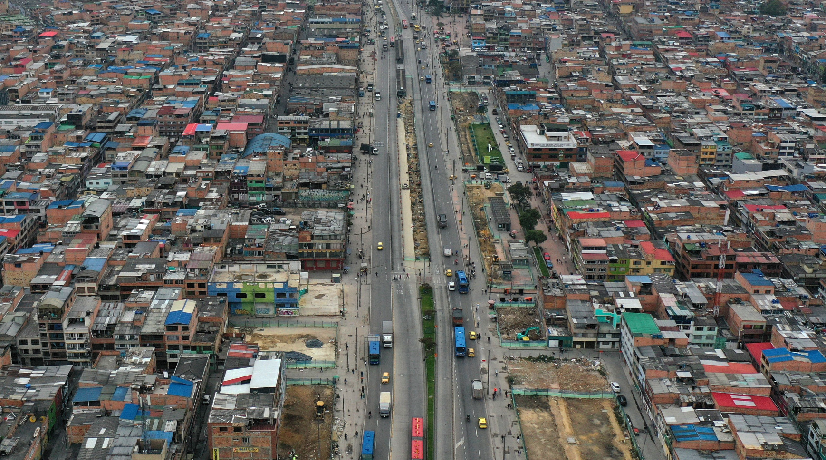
[
  {"xmin": 456, "ymin": 270, "xmax": 469, "ymax": 294},
  {"xmin": 454, "ymin": 326, "xmax": 466, "ymax": 357},
  {"xmin": 362, "ymin": 431, "xmax": 375, "ymax": 460},
  {"xmin": 411, "ymin": 417, "xmax": 424, "ymax": 459},
  {"xmin": 390, "ymin": 36, "xmax": 395, "ymax": 47}
]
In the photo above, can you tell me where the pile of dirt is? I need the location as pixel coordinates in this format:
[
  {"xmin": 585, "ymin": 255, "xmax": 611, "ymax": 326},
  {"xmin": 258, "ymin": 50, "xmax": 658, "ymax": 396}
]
[
  {"xmin": 305, "ymin": 339, "xmax": 324, "ymax": 348},
  {"xmin": 448, "ymin": 91, "xmax": 480, "ymax": 166},
  {"xmin": 278, "ymin": 385, "xmax": 335, "ymax": 460},
  {"xmin": 498, "ymin": 307, "xmax": 542, "ymax": 340},
  {"xmin": 284, "ymin": 351, "xmax": 314, "ymax": 362},
  {"xmin": 509, "ymin": 359, "xmax": 608, "ymax": 393},
  {"xmin": 400, "ymin": 98, "xmax": 429, "ymax": 258}
]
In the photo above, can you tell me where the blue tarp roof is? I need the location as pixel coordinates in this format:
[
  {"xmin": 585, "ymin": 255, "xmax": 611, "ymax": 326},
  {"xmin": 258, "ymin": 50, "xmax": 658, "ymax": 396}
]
[
  {"xmin": 243, "ymin": 133, "xmax": 291, "ymax": 158},
  {"xmin": 34, "ymin": 121, "xmax": 53, "ymax": 130},
  {"xmin": 80, "ymin": 257, "xmax": 107, "ymax": 272},
  {"xmin": 765, "ymin": 184, "xmax": 807, "ymax": 192},
  {"xmin": 113, "ymin": 386, "xmax": 129, "ymax": 401},
  {"xmin": 120, "ymin": 403, "xmax": 139, "ymax": 420},
  {"xmin": 167, "ymin": 376, "xmax": 194, "ymax": 398},
  {"xmin": 763, "ymin": 348, "xmax": 826, "ymax": 364},
  {"xmin": 165, "ymin": 310, "xmax": 192, "ymax": 325},
  {"xmin": 671, "ymin": 425, "xmax": 717, "ymax": 442},
  {"xmin": 18, "ymin": 244, "xmax": 54, "ymax": 255},
  {"xmin": 86, "ymin": 133, "xmax": 107, "ymax": 143},
  {"xmin": 740, "ymin": 272, "xmax": 774, "ymax": 286},
  {"xmin": 176, "ymin": 209, "xmax": 198, "ymax": 216},
  {"xmin": 74, "ymin": 387, "xmax": 103, "ymax": 403}
]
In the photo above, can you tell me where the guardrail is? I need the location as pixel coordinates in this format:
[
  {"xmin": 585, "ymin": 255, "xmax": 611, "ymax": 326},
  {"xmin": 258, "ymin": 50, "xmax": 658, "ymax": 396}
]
[
  {"xmin": 285, "ymin": 360, "xmax": 337, "ymax": 369},
  {"xmin": 500, "ymin": 339, "xmax": 547, "ymax": 348},
  {"xmin": 286, "ymin": 377, "xmax": 338, "ymax": 386},
  {"xmin": 228, "ymin": 318, "xmax": 339, "ymax": 328}
]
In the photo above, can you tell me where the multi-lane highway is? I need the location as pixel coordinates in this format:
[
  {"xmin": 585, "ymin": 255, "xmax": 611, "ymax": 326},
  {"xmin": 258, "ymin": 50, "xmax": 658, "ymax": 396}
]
[{"xmin": 361, "ymin": 1, "xmax": 498, "ymax": 459}]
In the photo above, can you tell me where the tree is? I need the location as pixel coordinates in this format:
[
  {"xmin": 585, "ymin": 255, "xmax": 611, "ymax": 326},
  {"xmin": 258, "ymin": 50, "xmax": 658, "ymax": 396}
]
[
  {"xmin": 759, "ymin": 0, "xmax": 786, "ymax": 16},
  {"xmin": 525, "ymin": 229, "xmax": 547, "ymax": 246},
  {"xmin": 419, "ymin": 336, "xmax": 436, "ymax": 351},
  {"xmin": 507, "ymin": 182, "xmax": 531, "ymax": 205},
  {"xmin": 519, "ymin": 208, "xmax": 541, "ymax": 231}
]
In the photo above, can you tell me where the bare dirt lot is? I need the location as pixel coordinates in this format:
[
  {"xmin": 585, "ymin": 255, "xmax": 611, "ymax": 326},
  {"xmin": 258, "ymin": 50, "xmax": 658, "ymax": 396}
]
[
  {"xmin": 244, "ymin": 326, "xmax": 337, "ymax": 362},
  {"xmin": 278, "ymin": 385, "xmax": 335, "ymax": 460},
  {"xmin": 508, "ymin": 359, "xmax": 610, "ymax": 393},
  {"xmin": 400, "ymin": 98, "xmax": 430, "ymax": 259},
  {"xmin": 467, "ymin": 183, "xmax": 506, "ymax": 274},
  {"xmin": 497, "ymin": 307, "xmax": 542, "ymax": 340},
  {"xmin": 517, "ymin": 396, "xmax": 633, "ymax": 460},
  {"xmin": 449, "ymin": 91, "xmax": 480, "ymax": 166}
]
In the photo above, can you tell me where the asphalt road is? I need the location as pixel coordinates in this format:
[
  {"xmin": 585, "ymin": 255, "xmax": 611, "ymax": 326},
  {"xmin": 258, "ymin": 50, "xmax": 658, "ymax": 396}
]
[{"xmin": 386, "ymin": 4, "xmax": 496, "ymax": 460}]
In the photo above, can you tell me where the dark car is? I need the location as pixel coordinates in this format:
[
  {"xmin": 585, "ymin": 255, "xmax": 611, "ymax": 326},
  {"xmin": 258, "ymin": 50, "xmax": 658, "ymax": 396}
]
[
  {"xmin": 616, "ymin": 394, "xmax": 627, "ymax": 406},
  {"xmin": 272, "ymin": 208, "xmax": 287, "ymax": 216}
]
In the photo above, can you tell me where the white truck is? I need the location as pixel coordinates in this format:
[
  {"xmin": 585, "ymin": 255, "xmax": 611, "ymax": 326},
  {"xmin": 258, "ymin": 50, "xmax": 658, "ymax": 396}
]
[
  {"xmin": 443, "ymin": 247, "xmax": 451, "ymax": 257},
  {"xmin": 382, "ymin": 321, "xmax": 393, "ymax": 348},
  {"xmin": 472, "ymin": 380, "xmax": 484, "ymax": 399},
  {"xmin": 379, "ymin": 391, "xmax": 392, "ymax": 417}
]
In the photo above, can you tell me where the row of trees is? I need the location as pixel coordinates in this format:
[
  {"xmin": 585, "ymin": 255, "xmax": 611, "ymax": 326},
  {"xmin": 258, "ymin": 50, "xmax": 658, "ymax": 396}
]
[{"xmin": 508, "ymin": 182, "xmax": 547, "ymax": 246}]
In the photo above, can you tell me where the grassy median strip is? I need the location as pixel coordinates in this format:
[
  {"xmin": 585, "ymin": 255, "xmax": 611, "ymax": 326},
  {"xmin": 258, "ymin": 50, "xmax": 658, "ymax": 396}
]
[
  {"xmin": 420, "ymin": 284, "xmax": 436, "ymax": 460},
  {"xmin": 533, "ymin": 246, "xmax": 550, "ymax": 277}
]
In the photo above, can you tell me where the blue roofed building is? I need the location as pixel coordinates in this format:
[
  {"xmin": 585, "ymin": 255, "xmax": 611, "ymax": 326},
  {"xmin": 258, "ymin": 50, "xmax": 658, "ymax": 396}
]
[{"xmin": 164, "ymin": 299, "xmax": 197, "ymax": 368}]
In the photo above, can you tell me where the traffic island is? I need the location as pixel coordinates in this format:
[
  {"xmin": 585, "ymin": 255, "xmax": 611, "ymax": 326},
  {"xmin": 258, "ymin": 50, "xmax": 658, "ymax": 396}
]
[{"xmin": 419, "ymin": 284, "xmax": 436, "ymax": 460}]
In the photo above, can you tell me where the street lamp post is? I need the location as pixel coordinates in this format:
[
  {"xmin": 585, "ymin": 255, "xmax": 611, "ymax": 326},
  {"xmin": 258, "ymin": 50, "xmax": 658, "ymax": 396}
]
[{"xmin": 501, "ymin": 435, "xmax": 506, "ymax": 460}]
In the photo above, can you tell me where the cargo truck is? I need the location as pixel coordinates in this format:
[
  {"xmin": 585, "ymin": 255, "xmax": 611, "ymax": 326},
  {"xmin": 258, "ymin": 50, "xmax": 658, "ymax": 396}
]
[
  {"xmin": 472, "ymin": 380, "xmax": 483, "ymax": 399},
  {"xmin": 368, "ymin": 335, "xmax": 381, "ymax": 364},
  {"xmin": 379, "ymin": 391, "xmax": 392, "ymax": 417},
  {"xmin": 382, "ymin": 321, "xmax": 393, "ymax": 348},
  {"xmin": 452, "ymin": 307, "xmax": 463, "ymax": 326}
]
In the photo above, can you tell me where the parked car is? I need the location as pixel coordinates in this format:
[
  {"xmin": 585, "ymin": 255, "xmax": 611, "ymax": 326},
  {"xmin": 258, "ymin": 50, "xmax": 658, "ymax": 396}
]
[
  {"xmin": 610, "ymin": 382, "xmax": 621, "ymax": 393},
  {"xmin": 543, "ymin": 252, "xmax": 551, "ymax": 261},
  {"xmin": 616, "ymin": 394, "xmax": 627, "ymax": 406}
]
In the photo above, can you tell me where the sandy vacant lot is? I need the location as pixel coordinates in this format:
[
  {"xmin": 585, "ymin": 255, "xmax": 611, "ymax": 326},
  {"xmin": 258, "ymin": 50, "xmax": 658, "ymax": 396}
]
[
  {"xmin": 517, "ymin": 396, "xmax": 633, "ymax": 460},
  {"xmin": 245, "ymin": 326, "xmax": 337, "ymax": 362}
]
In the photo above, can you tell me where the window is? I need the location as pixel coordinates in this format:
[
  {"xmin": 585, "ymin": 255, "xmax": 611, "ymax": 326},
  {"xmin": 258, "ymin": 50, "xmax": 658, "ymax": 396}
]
[
  {"xmin": 234, "ymin": 427, "xmax": 242, "ymax": 433},
  {"xmin": 236, "ymin": 293, "xmax": 248, "ymax": 299},
  {"xmin": 255, "ymin": 293, "xmax": 266, "ymax": 299},
  {"xmin": 19, "ymin": 340, "xmax": 27, "ymax": 345},
  {"xmin": 220, "ymin": 427, "xmax": 228, "ymax": 432},
  {"xmin": 242, "ymin": 437, "xmax": 250, "ymax": 444}
]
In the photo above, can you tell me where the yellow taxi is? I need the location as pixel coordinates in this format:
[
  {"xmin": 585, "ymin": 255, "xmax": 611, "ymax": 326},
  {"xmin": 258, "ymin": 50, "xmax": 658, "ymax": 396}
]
[
  {"xmin": 468, "ymin": 331, "xmax": 478, "ymax": 340},
  {"xmin": 445, "ymin": 269, "xmax": 452, "ymax": 277},
  {"xmin": 467, "ymin": 348, "xmax": 475, "ymax": 357},
  {"xmin": 478, "ymin": 418, "xmax": 488, "ymax": 429},
  {"xmin": 377, "ymin": 242, "xmax": 383, "ymax": 250},
  {"xmin": 382, "ymin": 372, "xmax": 390, "ymax": 384}
]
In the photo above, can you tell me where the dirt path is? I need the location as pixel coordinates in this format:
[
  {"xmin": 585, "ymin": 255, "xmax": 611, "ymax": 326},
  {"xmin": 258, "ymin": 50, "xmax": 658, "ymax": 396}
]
[
  {"xmin": 515, "ymin": 395, "xmax": 566, "ymax": 460},
  {"xmin": 550, "ymin": 397, "xmax": 581, "ymax": 460}
]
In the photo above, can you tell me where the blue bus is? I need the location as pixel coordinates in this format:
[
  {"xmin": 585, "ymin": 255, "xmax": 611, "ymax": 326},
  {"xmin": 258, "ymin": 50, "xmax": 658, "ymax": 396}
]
[
  {"xmin": 456, "ymin": 270, "xmax": 469, "ymax": 294},
  {"xmin": 425, "ymin": 74, "xmax": 432, "ymax": 84},
  {"xmin": 368, "ymin": 340, "xmax": 381, "ymax": 365},
  {"xmin": 429, "ymin": 100, "xmax": 436, "ymax": 111},
  {"xmin": 362, "ymin": 431, "xmax": 375, "ymax": 460},
  {"xmin": 454, "ymin": 326, "xmax": 467, "ymax": 357}
]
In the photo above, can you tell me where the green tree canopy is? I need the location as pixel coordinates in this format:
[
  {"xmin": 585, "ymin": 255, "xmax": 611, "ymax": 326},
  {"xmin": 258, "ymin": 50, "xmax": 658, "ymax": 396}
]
[
  {"xmin": 525, "ymin": 229, "xmax": 547, "ymax": 246},
  {"xmin": 519, "ymin": 208, "xmax": 541, "ymax": 231},
  {"xmin": 508, "ymin": 182, "xmax": 531, "ymax": 205},
  {"xmin": 759, "ymin": 0, "xmax": 786, "ymax": 16}
]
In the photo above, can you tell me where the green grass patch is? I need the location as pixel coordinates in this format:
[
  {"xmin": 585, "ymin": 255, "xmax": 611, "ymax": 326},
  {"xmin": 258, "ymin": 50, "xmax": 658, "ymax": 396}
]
[
  {"xmin": 420, "ymin": 285, "xmax": 436, "ymax": 460},
  {"xmin": 533, "ymin": 247, "xmax": 550, "ymax": 277},
  {"xmin": 470, "ymin": 123, "xmax": 504, "ymax": 165}
]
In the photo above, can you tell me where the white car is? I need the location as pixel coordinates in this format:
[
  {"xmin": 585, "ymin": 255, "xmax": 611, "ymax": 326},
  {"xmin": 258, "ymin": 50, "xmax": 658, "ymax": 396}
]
[
  {"xmin": 610, "ymin": 382, "xmax": 621, "ymax": 393},
  {"xmin": 448, "ymin": 281, "xmax": 456, "ymax": 291}
]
